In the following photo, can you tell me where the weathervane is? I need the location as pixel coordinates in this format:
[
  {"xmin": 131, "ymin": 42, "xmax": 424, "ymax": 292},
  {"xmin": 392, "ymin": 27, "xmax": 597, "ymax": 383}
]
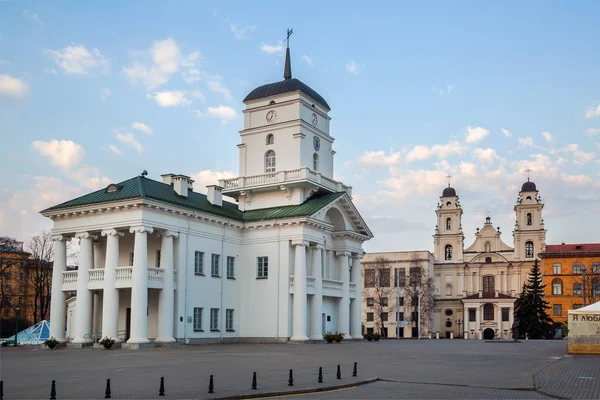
[{"xmin": 285, "ymin": 28, "xmax": 294, "ymax": 49}]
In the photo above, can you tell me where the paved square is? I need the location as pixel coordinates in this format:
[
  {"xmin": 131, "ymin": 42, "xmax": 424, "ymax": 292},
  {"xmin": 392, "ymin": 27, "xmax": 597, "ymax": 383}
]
[{"xmin": 1, "ymin": 340, "xmax": 597, "ymax": 399}]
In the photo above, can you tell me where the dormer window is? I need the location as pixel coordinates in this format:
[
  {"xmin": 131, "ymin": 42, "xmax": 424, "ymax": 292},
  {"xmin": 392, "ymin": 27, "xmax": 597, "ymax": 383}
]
[
  {"xmin": 266, "ymin": 134, "xmax": 274, "ymax": 145},
  {"xmin": 105, "ymin": 183, "xmax": 120, "ymax": 193},
  {"xmin": 265, "ymin": 150, "xmax": 276, "ymax": 173}
]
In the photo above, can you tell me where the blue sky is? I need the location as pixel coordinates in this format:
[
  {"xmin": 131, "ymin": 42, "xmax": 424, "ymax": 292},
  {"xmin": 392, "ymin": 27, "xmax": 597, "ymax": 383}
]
[{"xmin": 1, "ymin": 0, "xmax": 599, "ymax": 252}]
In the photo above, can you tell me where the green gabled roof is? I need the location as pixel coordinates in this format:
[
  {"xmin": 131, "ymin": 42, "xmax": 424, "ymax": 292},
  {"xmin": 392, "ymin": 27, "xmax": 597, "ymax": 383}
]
[{"xmin": 42, "ymin": 176, "xmax": 345, "ymax": 223}]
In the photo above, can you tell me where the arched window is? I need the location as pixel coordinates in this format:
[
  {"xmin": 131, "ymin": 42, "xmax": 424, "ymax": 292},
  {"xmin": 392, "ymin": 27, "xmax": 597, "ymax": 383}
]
[
  {"xmin": 483, "ymin": 276, "xmax": 495, "ymax": 294},
  {"xmin": 313, "ymin": 153, "xmax": 319, "ymax": 171},
  {"xmin": 444, "ymin": 244, "xmax": 453, "ymax": 260},
  {"xmin": 485, "ymin": 242, "xmax": 491, "ymax": 252},
  {"xmin": 265, "ymin": 150, "xmax": 276, "ymax": 173},
  {"xmin": 446, "ymin": 217, "xmax": 451, "ymax": 230},
  {"xmin": 527, "ymin": 213, "xmax": 532, "ymax": 226},
  {"xmin": 552, "ymin": 278, "xmax": 563, "ymax": 295},
  {"xmin": 525, "ymin": 241, "xmax": 534, "ymax": 258},
  {"xmin": 483, "ymin": 304, "xmax": 494, "ymax": 320},
  {"xmin": 266, "ymin": 134, "xmax": 274, "ymax": 145},
  {"xmin": 445, "ymin": 284, "xmax": 452, "ymax": 296}
]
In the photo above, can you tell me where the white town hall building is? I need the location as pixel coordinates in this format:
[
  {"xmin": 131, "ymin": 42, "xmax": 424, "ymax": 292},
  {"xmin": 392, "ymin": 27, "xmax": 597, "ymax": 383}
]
[{"xmin": 43, "ymin": 45, "xmax": 372, "ymax": 348}]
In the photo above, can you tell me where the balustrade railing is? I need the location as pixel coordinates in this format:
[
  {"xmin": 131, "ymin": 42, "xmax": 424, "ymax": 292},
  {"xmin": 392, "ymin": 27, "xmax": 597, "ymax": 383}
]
[
  {"xmin": 115, "ymin": 266, "xmax": 133, "ymax": 282},
  {"xmin": 148, "ymin": 267, "xmax": 164, "ymax": 282},
  {"xmin": 88, "ymin": 269, "xmax": 105, "ymax": 283},
  {"xmin": 322, "ymin": 279, "xmax": 343, "ymax": 290},
  {"xmin": 62, "ymin": 270, "xmax": 78, "ymax": 284}
]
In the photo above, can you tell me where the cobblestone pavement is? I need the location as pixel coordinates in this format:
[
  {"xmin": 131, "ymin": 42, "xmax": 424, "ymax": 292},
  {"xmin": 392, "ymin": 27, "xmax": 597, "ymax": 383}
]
[
  {"xmin": 0, "ymin": 339, "xmax": 590, "ymax": 399},
  {"xmin": 534, "ymin": 354, "xmax": 600, "ymax": 399}
]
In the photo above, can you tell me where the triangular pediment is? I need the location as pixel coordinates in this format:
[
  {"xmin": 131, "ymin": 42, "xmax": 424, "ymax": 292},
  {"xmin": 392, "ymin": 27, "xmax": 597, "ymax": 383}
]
[{"xmin": 310, "ymin": 192, "xmax": 373, "ymax": 239}]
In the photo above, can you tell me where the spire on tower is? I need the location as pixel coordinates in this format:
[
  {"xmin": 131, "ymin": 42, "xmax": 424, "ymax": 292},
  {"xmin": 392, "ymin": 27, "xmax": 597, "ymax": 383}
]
[{"xmin": 284, "ymin": 28, "xmax": 293, "ymax": 80}]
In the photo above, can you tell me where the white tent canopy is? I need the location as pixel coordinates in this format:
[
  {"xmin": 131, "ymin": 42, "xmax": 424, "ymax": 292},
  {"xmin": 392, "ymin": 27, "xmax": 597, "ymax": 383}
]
[
  {"xmin": 2, "ymin": 320, "xmax": 51, "ymax": 345},
  {"xmin": 570, "ymin": 301, "xmax": 600, "ymax": 313}
]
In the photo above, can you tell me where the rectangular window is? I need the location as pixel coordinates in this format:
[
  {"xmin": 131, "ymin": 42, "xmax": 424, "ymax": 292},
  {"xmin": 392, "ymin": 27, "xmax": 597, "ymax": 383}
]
[
  {"xmin": 226, "ymin": 309, "xmax": 234, "ymax": 331},
  {"xmin": 211, "ymin": 254, "xmax": 220, "ymax": 277},
  {"xmin": 573, "ymin": 283, "xmax": 582, "ymax": 295},
  {"xmin": 257, "ymin": 257, "xmax": 268, "ymax": 278},
  {"xmin": 130, "ymin": 252, "xmax": 134, "ymax": 265},
  {"xmin": 382, "ymin": 313, "xmax": 388, "ymax": 322},
  {"xmin": 573, "ymin": 304, "xmax": 582, "ymax": 310},
  {"xmin": 573, "ymin": 262, "xmax": 582, "ymax": 274},
  {"xmin": 397, "ymin": 312, "xmax": 404, "ymax": 321},
  {"xmin": 469, "ymin": 309, "xmax": 476, "ymax": 322},
  {"xmin": 366, "ymin": 298, "xmax": 374, "ymax": 307},
  {"xmin": 593, "ymin": 262, "xmax": 600, "ymax": 274},
  {"xmin": 366, "ymin": 312, "xmax": 374, "ymax": 322},
  {"xmin": 210, "ymin": 308, "xmax": 219, "ymax": 331},
  {"xmin": 553, "ymin": 263, "xmax": 561, "ymax": 274},
  {"xmin": 411, "ymin": 311, "xmax": 418, "ymax": 322},
  {"xmin": 483, "ymin": 276, "xmax": 495, "ymax": 294},
  {"xmin": 381, "ymin": 297, "xmax": 388, "ymax": 307},
  {"xmin": 394, "ymin": 268, "xmax": 406, "ymax": 287},
  {"xmin": 226, "ymin": 256, "xmax": 235, "ymax": 279},
  {"xmin": 553, "ymin": 304, "xmax": 562, "ymax": 316},
  {"xmin": 409, "ymin": 267, "xmax": 421, "ymax": 283},
  {"xmin": 193, "ymin": 307, "xmax": 203, "ymax": 331},
  {"xmin": 156, "ymin": 250, "xmax": 161, "ymax": 268},
  {"xmin": 194, "ymin": 251, "xmax": 204, "ymax": 275},
  {"xmin": 502, "ymin": 307, "xmax": 509, "ymax": 321},
  {"xmin": 399, "ymin": 297, "xmax": 404, "ymax": 307},
  {"xmin": 379, "ymin": 268, "xmax": 390, "ymax": 287},
  {"xmin": 364, "ymin": 269, "xmax": 376, "ymax": 287},
  {"xmin": 366, "ymin": 327, "xmax": 374, "ymax": 335}
]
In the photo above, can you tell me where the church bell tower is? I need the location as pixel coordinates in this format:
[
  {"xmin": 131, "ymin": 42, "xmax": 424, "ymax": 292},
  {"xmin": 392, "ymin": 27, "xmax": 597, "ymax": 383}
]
[
  {"xmin": 512, "ymin": 177, "xmax": 546, "ymax": 261},
  {"xmin": 433, "ymin": 184, "xmax": 465, "ymax": 263}
]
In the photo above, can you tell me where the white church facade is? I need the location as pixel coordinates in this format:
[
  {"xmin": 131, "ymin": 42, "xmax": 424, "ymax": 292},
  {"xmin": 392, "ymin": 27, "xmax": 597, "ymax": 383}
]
[{"xmin": 44, "ymin": 45, "xmax": 372, "ymax": 348}]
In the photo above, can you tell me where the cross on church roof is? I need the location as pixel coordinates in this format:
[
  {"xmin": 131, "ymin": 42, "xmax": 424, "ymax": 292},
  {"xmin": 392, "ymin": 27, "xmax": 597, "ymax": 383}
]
[
  {"xmin": 285, "ymin": 28, "xmax": 293, "ymax": 48},
  {"xmin": 284, "ymin": 28, "xmax": 293, "ymax": 80},
  {"xmin": 446, "ymin": 174, "xmax": 453, "ymax": 187},
  {"xmin": 525, "ymin": 168, "xmax": 532, "ymax": 182}
]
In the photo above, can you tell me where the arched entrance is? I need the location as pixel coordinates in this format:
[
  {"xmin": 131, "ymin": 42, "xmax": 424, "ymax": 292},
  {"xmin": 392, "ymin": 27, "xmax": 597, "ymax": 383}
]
[{"xmin": 483, "ymin": 328, "xmax": 495, "ymax": 340}]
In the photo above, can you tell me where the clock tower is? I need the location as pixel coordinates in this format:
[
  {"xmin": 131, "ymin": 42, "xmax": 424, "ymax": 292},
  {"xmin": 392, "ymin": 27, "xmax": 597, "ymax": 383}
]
[{"xmin": 218, "ymin": 40, "xmax": 351, "ymax": 211}]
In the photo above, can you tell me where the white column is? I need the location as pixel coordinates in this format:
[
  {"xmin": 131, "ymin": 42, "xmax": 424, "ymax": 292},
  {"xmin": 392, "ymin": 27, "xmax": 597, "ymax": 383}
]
[
  {"xmin": 309, "ymin": 244, "xmax": 324, "ymax": 340},
  {"xmin": 291, "ymin": 240, "xmax": 309, "ymax": 341},
  {"xmin": 457, "ymin": 272, "xmax": 464, "ymax": 297},
  {"xmin": 49, "ymin": 235, "xmax": 68, "ymax": 342},
  {"xmin": 72, "ymin": 232, "xmax": 96, "ymax": 344},
  {"xmin": 463, "ymin": 308, "xmax": 469, "ymax": 339},
  {"xmin": 350, "ymin": 254, "xmax": 363, "ymax": 339},
  {"xmin": 92, "ymin": 242, "xmax": 102, "ymax": 335},
  {"xmin": 156, "ymin": 231, "xmax": 177, "ymax": 343},
  {"xmin": 337, "ymin": 251, "xmax": 351, "ymax": 339},
  {"xmin": 128, "ymin": 225, "xmax": 153, "ymax": 344},
  {"xmin": 505, "ymin": 271, "xmax": 509, "ymax": 294},
  {"xmin": 475, "ymin": 304, "xmax": 480, "ymax": 340},
  {"xmin": 497, "ymin": 306, "xmax": 503, "ymax": 339},
  {"xmin": 472, "ymin": 272, "xmax": 476, "ymax": 294},
  {"xmin": 509, "ymin": 306, "xmax": 514, "ymax": 337},
  {"xmin": 101, "ymin": 229, "xmax": 123, "ymax": 341}
]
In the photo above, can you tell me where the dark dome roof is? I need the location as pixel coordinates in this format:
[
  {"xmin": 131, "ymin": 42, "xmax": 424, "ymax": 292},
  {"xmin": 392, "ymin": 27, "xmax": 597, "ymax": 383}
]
[
  {"xmin": 442, "ymin": 187, "xmax": 457, "ymax": 197},
  {"xmin": 521, "ymin": 181, "xmax": 537, "ymax": 192},
  {"xmin": 243, "ymin": 78, "xmax": 330, "ymax": 110}
]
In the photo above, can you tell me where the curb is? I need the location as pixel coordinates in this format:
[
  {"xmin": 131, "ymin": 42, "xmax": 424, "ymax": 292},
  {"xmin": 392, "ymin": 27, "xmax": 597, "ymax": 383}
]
[{"xmin": 204, "ymin": 377, "xmax": 379, "ymax": 399}]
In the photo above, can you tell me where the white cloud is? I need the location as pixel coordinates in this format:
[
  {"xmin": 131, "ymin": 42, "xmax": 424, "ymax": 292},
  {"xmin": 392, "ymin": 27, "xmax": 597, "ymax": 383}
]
[
  {"xmin": 474, "ymin": 148, "xmax": 499, "ymax": 166},
  {"xmin": 357, "ymin": 150, "xmax": 401, "ymax": 169},
  {"xmin": 229, "ymin": 24, "xmax": 256, "ymax": 40},
  {"xmin": 191, "ymin": 170, "xmax": 237, "ymax": 193},
  {"xmin": 190, "ymin": 90, "xmax": 206, "ymax": 103},
  {"xmin": 0, "ymin": 74, "xmax": 29, "ymax": 98},
  {"xmin": 549, "ymin": 143, "xmax": 579, "ymax": 154},
  {"xmin": 207, "ymin": 79, "xmax": 233, "ymax": 101},
  {"xmin": 404, "ymin": 141, "xmax": 466, "ymax": 163},
  {"xmin": 42, "ymin": 68, "xmax": 57, "ymax": 74},
  {"xmin": 115, "ymin": 132, "xmax": 143, "ymax": 152},
  {"xmin": 459, "ymin": 161, "xmax": 477, "ymax": 177},
  {"xmin": 585, "ymin": 103, "xmax": 600, "ymax": 119},
  {"xmin": 501, "ymin": 128, "xmax": 512, "ymax": 137},
  {"xmin": 584, "ymin": 128, "xmax": 600, "ymax": 137},
  {"xmin": 302, "ymin": 55, "xmax": 313, "ymax": 66},
  {"xmin": 542, "ymin": 131, "xmax": 553, "ymax": 142},
  {"xmin": 205, "ymin": 105, "xmax": 237, "ymax": 124},
  {"xmin": 149, "ymin": 90, "xmax": 191, "ymax": 107},
  {"xmin": 465, "ymin": 126, "xmax": 490, "ymax": 143},
  {"xmin": 23, "ymin": 10, "xmax": 44, "ymax": 27},
  {"xmin": 131, "ymin": 121, "xmax": 153, "ymax": 134},
  {"xmin": 31, "ymin": 140, "xmax": 86, "ymax": 171},
  {"xmin": 346, "ymin": 60, "xmax": 362, "ymax": 75},
  {"xmin": 101, "ymin": 88, "xmax": 111, "ymax": 101},
  {"xmin": 432, "ymin": 84, "xmax": 454, "ymax": 96},
  {"xmin": 44, "ymin": 44, "xmax": 109, "ymax": 74},
  {"xmin": 561, "ymin": 173, "xmax": 594, "ymax": 185},
  {"xmin": 573, "ymin": 150, "xmax": 595, "ymax": 166},
  {"xmin": 108, "ymin": 144, "xmax": 122, "ymax": 155},
  {"xmin": 517, "ymin": 137, "xmax": 534, "ymax": 147},
  {"xmin": 260, "ymin": 41, "xmax": 285, "ymax": 55}
]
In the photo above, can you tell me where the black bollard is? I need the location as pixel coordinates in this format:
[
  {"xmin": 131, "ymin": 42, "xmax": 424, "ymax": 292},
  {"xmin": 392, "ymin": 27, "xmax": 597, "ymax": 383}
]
[
  {"xmin": 50, "ymin": 380, "xmax": 56, "ymax": 400},
  {"xmin": 353, "ymin": 362, "xmax": 357, "ymax": 377},
  {"xmin": 318, "ymin": 367, "xmax": 323, "ymax": 383},
  {"xmin": 1, "ymin": 380, "xmax": 4, "ymax": 400},
  {"xmin": 336, "ymin": 365, "xmax": 341, "ymax": 380},
  {"xmin": 288, "ymin": 369, "xmax": 294, "ymax": 386},
  {"xmin": 251, "ymin": 372, "xmax": 257, "ymax": 390},
  {"xmin": 208, "ymin": 375, "xmax": 214, "ymax": 394},
  {"xmin": 159, "ymin": 377, "xmax": 165, "ymax": 396},
  {"xmin": 105, "ymin": 379, "xmax": 111, "ymax": 399}
]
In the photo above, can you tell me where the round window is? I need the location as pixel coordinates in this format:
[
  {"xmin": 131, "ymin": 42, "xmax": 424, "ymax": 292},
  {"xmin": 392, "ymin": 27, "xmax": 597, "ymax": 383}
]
[
  {"xmin": 445, "ymin": 321, "xmax": 452, "ymax": 328},
  {"xmin": 445, "ymin": 309, "xmax": 453, "ymax": 316}
]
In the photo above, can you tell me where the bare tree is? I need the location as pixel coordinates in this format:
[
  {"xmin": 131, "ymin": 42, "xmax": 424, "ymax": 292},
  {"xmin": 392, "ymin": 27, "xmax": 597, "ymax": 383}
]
[
  {"xmin": 363, "ymin": 256, "xmax": 396, "ymax": 337},
  {"xmin": 403, "ymin": 253, "xmax": 435, "ymax": 338},
  {"xmin": 574, "ymin": 264, "xmax": 600, "ymax": 306},
  {"xmin": 25, "ymin": 231, "xmax": 54, "ymax": 322},
  {"xmin": 0, "ymin": 237, "xmax": 26, "ymax": 318}
]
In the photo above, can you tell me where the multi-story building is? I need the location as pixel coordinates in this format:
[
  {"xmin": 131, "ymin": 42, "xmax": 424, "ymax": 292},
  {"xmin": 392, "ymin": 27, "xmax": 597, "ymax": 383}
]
[
  {"xmin": 539, "ymin": 243, "xmax": 600, "ymax": 337},
  {"xmin": 361, "ymin": 251, "xmax": 434, "ymax": 338}
]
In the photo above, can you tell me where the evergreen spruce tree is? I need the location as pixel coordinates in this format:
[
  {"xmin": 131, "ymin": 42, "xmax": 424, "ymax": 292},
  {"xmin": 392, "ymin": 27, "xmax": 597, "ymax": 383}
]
[
  {"xmin": 514, "ymin": 260, "xmax": 553, "ymax": 339},
  {"xmin": 513, "ymin": 283, "xmax": 529, "ymax": 338}
]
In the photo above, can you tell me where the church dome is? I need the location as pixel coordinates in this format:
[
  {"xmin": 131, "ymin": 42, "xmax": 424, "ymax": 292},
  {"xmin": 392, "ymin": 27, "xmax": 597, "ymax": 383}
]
[
  {"xmin": 442, "ymin": 186, "xmax": 457, "ymax": 197},
  {"xmin": 244, "ymin": 78, "xmax": 330, "ymax": 110},
  {"xmin": 521, "ymin": 180, "xmax": 537, "ymax": 192}
]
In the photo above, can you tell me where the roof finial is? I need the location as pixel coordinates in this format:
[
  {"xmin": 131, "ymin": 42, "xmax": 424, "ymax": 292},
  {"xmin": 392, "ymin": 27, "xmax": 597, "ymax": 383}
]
[
  {"xmin": 284, "ymin": 28, "xmax": 293, "ymax": 80},
  {"xmin": 446, "ymin": 174, "xmax": 453, "ymax": 187},
  {"xmin": 525, "ymin": 167, "xmax": 531, "ymax": 182}
]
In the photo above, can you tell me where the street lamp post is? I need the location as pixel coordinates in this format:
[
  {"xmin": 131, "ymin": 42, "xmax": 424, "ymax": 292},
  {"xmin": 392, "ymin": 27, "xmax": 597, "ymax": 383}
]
[
  {"xmin": 582, "ymin": 267, "xmax": 587, "ymax": 307},
  {"xmin": 14, "ymin": 305, "xmax": 20, "ymax": 347},
  {"xmin": 456, "ymin": 319, "xmax": 462, "ymax": 338}
]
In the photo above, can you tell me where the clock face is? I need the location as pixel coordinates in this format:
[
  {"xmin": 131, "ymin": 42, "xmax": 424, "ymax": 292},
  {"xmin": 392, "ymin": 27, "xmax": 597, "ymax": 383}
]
[
  {"xmin": 313, "ymin": 136, "xmax": 321, "ymax": 151},
  {"xmin": 311, "ymin": 112, "xmax": 318, "ymax": 126},
  {"xmin": 266, "ymin": 110, "xmax": 277, "ymax": 123}
]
